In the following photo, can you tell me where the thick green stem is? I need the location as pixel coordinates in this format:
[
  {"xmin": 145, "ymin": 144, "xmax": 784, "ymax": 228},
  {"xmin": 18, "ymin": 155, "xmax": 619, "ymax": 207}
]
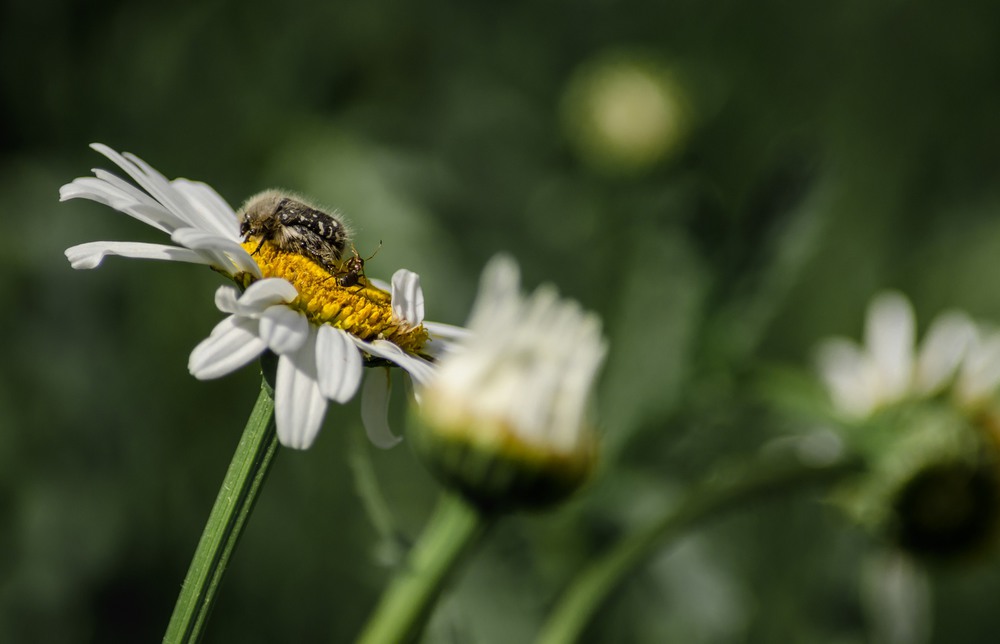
[
  {"xmin": 357, "ymin": 493, "xmax": 492, "ymax": 644},
  {"xmin": 538, "ymin": 456, "xmax": 861, "ymax": 644},
  {"xmin": 163, "ymin": 379, "xmax": 279, "ymax": 644}
]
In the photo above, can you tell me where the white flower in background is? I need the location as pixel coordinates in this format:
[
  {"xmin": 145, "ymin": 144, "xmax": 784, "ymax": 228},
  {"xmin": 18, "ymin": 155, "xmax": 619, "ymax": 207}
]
[
  {"xmin": 413, "ymin": 255, "xmax": 607, "ymax": 509},
  {"xmin": 815, "ymin": 291, "xmax": 1000, "ymax": 419},
  {"xmin": 814, "ymin": 291, "xmax": 1000, "ymax": 560},
  {"xmin": 62, "ymin": 144, "xmax": 463, "ymax": 449}
]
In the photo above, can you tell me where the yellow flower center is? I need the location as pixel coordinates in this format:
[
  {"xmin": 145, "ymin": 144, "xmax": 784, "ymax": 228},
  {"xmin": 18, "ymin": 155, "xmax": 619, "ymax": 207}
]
[{"xmin": 239, "ymin": 239, "xmax": 429, "ymax": 355}]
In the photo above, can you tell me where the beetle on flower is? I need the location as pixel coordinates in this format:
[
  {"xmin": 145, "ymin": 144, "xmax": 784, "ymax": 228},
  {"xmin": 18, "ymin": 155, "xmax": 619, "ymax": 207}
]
[{"xmin": 61, "ymin": 144, "xmax": 463, "ymax": 449}]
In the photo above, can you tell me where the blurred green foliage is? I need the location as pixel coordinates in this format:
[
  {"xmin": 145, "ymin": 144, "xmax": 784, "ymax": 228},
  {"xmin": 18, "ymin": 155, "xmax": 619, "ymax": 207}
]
[{"xmin": 4, "ymin": 0, "xmax": 1000, "ymax": 642}]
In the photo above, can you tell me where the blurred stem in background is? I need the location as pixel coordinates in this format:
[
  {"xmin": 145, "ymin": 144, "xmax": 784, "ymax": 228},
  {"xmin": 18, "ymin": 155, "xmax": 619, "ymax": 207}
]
[
  {"xmin": 357, "ymin": 493, "xmax": 492, "ymax": 643},
  {"xmin": 162, "ymin": 378, "xmax": 280, "ymax": 644},
  {"xmin": 537, "ymin": 453, "xmax": 863, "ymax": 644}
]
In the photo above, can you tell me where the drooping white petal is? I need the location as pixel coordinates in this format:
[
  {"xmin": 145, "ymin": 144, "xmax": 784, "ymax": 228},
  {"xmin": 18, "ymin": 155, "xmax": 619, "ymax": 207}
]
[
  {"xmin": 258, "ymin": 305, "xmax": 309, "ymax": 354},
  {"xmin": 353, "ymin": 337, "xmax": 436, "ymax": 387},
  {"xmin": 422, "ymin": 321, "xmax": 472, "ymax": 342},
  {"xmin": 816, "ymin": 338, "xmax": 880, "ymax": 418},
  {"xmin": 914, "ymin": 311, "xmax": 975, "ymax": 395},
  {"xmin": 316, "ymin": 325, "xmax": 363, "ymax": 403},
  {"xmin": 171, "ymin": 227, "xmax": 260, "ymax": 277},
  {"xmin": 65, "ymin": 241, "xmax": 208, "ymax": 269},
  {"xmin": 865, "ymin": 292, "xmax": 916, "ymax": 405},
  {"xmin": 214, "ymin": 285, "xmax": 241, "ymax": 314},
  {"xmin": 188, "ymin": 317, "xmax": 267, "ymax": 379},
  {"xmin": 171, "ymin": 179, "xmax": 241, "ymax": 240},
  {"xmin": 60, "ymin": 177, "xmax": 178, "ymax": 233},
  {"xmin": 91, "ymin": 144, "xmax": 197, "ymax": 229},
  {"xmin": 361, "ymin": 369, "xmax": 402, "ymax": 449},
  {"xmin": 391, "ymin": 269, "xmax": 425, "ymax": 325},
  {"xmin": 274, "ymin": 339, "xmax": 329, "ymax": 450},
  {"xmin": 237, "ymin": 278, "xmax": 298, "ymax": 312}
]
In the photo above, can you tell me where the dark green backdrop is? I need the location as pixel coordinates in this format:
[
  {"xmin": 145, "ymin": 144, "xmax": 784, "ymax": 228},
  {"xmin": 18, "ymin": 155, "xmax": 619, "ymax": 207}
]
[{"xmin": 3, "ymin": 0, "xmax": 1000, "ymax": 641}]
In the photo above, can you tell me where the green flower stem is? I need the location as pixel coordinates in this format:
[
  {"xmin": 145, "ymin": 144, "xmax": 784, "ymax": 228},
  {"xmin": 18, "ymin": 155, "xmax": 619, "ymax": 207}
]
[
  {"xmin": 163, "ymin": 378, "xmax": 280, "ymax": 644},
  {"xmin": 538, "ymin": 456, "xmax": 861, "ymax": 644},
  {"xmin": 358, "ymin": 493, "xmax": 493, "ymax": 644}
]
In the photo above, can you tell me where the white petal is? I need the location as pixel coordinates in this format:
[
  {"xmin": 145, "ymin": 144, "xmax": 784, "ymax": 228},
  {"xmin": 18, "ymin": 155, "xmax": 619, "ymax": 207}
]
[
  {"xmin": 865, "ymin": 292, "xmax": 916, "ymax": 404},
  {"xmin": 188, "ymin": 317, "xmax": 266, "ymax": 379},
  {"xmin": 171, "ymin": 227, "xmax": 260, "ymax": 277},
  {"xmin": 391, "ymin": 269, "xmax": 425, "ymax": 325},
  {"xmin": 91, "ymin": 144, "xmax": 196, "ymax": 228},
  {"xmin": 915, "ymin": 311, "xmax": 975, "ymax": 395},
  {"xmin": 361, "ymin": 369, "xmax": 402, "ymax": 449},
  {"xmin": 422, "ymin": 321, "xmax": 471, "ymax": 342},
  {"xmin": 65, "ymin": 241, "xmax": 208, "ymax": 269},
  {"xmin": 274, "ymin": 342, "xmax": 329, "ymax": 450},
  {"xmin": 466, "ymin": 254, "xmax": 520, "ymax": 329},
  {"xmin": 816, "ymin": 338, "xmax": 880, "ymax": 418},
  {"xmin": 60, "ymin": 177, "xmax": 177, "ymax": 233},
  {"xmin": 213, "ymin": 286, "xmax": 241, "ymax": 314},
  {"xmin": 353, "ymin": 337, "xmax": 436, "ymax": 387},
  {"xmin": 170, "ymin": 179, "xmax": 241, "ymax": 240},
  {"xmin": 258, "ymin": 305, "xmax": 309, "ymax": 354},
  {"xmin": 957, "ymin": 330, "xmax": 1000, "ymax": 406},
  {"xmin": 316, "ymin": 326, "xmax": 363, "ymax": 402},
  {"xmin": 238, "ymin": 278, "xmax": 298, "ymax": 311}
]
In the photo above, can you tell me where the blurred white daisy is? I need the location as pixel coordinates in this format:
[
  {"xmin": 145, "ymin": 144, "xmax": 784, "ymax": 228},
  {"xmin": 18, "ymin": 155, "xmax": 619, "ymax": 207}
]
[
  {"xmin": 413, "ymin": 255, "xmax": 607, "ymax": 508},
  {"xmin": 815, "ymin": 291, "xmax": 1000, "ymax": 419},
  {"xmin": 815, "ymin": 291, "xmax": 1000, "ymax": 559},
  {"xmin": 62, "ymin": 144, "xmax": 463, "ymax": 449}
]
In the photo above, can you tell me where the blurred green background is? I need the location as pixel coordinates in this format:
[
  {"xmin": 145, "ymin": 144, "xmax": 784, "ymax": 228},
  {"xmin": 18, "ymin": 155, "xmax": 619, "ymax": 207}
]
[{"xmin": 4, "ymin": 0, "xmax": 1000, "ymax": 642}]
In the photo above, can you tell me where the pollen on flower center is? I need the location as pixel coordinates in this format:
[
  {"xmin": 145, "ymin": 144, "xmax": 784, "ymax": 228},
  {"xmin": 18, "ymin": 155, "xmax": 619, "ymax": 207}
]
[{"xmin": 240, "ymin": 239, "xmax": 429, "ymax": 354}]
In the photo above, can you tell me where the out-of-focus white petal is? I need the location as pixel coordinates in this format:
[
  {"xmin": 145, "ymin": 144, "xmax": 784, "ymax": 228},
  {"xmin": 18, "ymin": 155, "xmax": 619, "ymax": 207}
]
[
  {"xmin": 817, "ymin": 338, "xmax": 880, "ymax": 418},
  {"xmin": 316, "ymin": 326, "xmax": 363, "ymax": 403},
  {"xmin": 259, "ymin": 306, "xmax": 309, "ymax": 354},
  {"xmin": 861, "ymin": 552, "xmax": 931, "ymax": 644},
  {"xmin": 391, "ymin": 269, "xmax": 425, "ymax": 325},
  {"xmin": 189, "ymin": 317, "xmax": 266, "ymax": 379},
  {"xmin": 465, "ymin": 255, "xmax": 520, "ymax": 330},
  {"xmin": 956, "ymin": 330, "xmax": 1000, "ymax": 406},
  {"xmin": 361, "ymin": 369, "xmax": 402, "ymax": 449},
  {"xmin": 865, "ymin": 292, "xmax": 916, "ymax": 404},
  {"xmin": 915, "ymin": 311, "xmax": 975, "ymax": 395},
  {"xmin": 65, "ymin": 241, "xmax": 208, "ymax": 269},
  {"xmin": 274, "ymin": 341, "xmax": 328, "ymax": 450}
]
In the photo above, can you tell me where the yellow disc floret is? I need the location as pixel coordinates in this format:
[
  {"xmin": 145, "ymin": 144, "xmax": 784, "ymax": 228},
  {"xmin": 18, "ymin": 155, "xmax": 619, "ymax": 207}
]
[{"xmin": 239, "ymin": 239, "xmax": 430, "ymax": 355}]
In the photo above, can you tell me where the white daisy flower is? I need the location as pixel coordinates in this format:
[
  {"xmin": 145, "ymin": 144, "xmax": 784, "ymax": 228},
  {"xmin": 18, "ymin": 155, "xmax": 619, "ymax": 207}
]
[
  {"xmin": 412, "ymin": 255, "xmax": 607, "ymax": 509},
  {"xmin": 62, "ymin": 144, "xmax": 464, "ymax": 449},
  {"xmin": 815, "ymin": 291, "xmax": 997, "ymax": 419},
  {"xmin": 814, "ymin": 291, "xmax": 1000, "ymax": 559}
]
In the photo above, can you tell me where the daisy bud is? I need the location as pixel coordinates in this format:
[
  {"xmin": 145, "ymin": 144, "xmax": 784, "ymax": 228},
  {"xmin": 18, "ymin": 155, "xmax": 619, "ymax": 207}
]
[{"xmin": 411, "ymin": 256, "xmax": 607, "ymax": 511}]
